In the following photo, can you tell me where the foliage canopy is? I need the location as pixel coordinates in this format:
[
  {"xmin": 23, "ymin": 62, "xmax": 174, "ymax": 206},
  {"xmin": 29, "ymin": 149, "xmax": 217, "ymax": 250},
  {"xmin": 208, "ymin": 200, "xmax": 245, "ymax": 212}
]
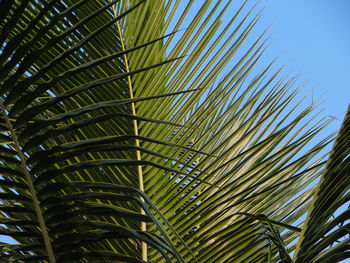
[{"xmin": 0, "ymin": 0, "xmax": 349, "ymax": 262}]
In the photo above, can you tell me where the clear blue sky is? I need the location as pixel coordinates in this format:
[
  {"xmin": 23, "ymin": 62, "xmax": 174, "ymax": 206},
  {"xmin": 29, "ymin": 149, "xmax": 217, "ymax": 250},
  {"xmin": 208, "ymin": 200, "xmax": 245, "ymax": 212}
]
[
  {"xmin": 262, "ymin": 0, "xmax": 350, "ymax": 122},
  {"xmin": 172, "ymin": 0, "xmax": 349, "ymax": 133}
]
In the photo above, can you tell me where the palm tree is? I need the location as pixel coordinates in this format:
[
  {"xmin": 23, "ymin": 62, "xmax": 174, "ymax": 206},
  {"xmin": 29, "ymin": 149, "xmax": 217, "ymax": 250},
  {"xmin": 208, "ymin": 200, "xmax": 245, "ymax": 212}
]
[{"xmin": 0, "ymin": 0, "xmax": 348, "ymax": 262}]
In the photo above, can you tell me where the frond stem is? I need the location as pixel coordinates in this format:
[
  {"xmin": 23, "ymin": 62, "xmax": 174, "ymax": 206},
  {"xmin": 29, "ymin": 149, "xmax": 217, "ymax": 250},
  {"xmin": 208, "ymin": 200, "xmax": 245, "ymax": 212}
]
[
  {"xmin": 112, "ymin": 7, "xmax": 147, "ymax": 261},
  {"xmin": 0, "ymin": 101, "xmax": 56, "ymax": 263}
]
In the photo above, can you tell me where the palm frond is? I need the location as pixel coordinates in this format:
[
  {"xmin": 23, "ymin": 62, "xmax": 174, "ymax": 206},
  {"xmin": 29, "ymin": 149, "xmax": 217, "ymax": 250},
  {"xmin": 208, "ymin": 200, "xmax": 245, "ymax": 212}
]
[
  {"xmin": 0, "ymin": 0, "xmax": 347, "ymax": 262},
  {"xmin": 294, "ymin": 105, "xmax": 350, "ymax": 263}
]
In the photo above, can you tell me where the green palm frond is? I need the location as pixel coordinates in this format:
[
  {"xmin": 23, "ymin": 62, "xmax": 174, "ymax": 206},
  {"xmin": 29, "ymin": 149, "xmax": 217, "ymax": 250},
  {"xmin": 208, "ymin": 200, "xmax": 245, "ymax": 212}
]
[
  {"xmin": 0, "ymin": 0, "xmax": 348, "ymax": 262},
  {"xmin": 294, "ymin": 105, "xmax": 350, "ymax": 263}
]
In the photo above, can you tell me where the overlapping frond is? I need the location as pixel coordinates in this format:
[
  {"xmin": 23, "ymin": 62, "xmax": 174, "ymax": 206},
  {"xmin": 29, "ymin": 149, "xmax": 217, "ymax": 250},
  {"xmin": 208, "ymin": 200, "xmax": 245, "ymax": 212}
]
[
  {"xmin": 294, "ymin": 105, "xmax": 350, "ymax": 263},
  {"xmin": 0, "ymin": 0, "xmax": 183, "ymax": 261}
]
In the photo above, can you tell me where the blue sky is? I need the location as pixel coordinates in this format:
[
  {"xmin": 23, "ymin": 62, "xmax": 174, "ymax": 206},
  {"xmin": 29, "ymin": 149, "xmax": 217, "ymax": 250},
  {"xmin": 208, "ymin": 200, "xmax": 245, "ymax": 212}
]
[
  {"xmin": 262, "ymin": 0, "xmax": 349, "ymax": 122},
  {"xmin": 171, "ymin": 0, "xmax": 349, "ymax": 134}
]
